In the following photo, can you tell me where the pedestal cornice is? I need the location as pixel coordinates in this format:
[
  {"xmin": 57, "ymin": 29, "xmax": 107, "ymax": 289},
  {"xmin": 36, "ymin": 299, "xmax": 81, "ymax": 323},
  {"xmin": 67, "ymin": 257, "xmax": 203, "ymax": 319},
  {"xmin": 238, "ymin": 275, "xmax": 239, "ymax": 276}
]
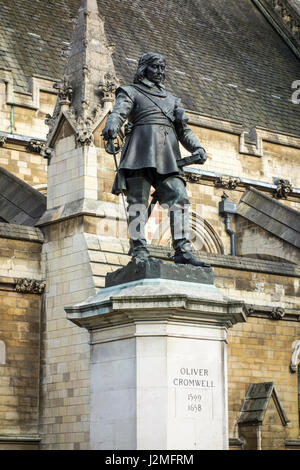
[{"xmin": 65, "ymin": 278, "xmax": 247, "ymax": 332}]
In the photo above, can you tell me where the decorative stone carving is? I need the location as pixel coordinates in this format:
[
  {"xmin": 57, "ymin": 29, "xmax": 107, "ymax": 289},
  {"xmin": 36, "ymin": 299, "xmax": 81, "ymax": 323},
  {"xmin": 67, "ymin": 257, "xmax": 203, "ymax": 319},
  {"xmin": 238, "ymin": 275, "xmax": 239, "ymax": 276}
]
[
  {"xmin": 246, "ymin": 305, "xmax": 286, "ymax": 320},
  {"xmin": 273, "ymin": 179, "xmax": 293, "ymax": 199},
  {"xmin": 269, "ymin": 307, "xmax": 285, "ymax": 320},
  {"xmin": 0, "ymin": 136, "xmax": 7, "ymax": 147},
  {"xmin": 99, "ymin": 72, "xmax": 117, "ymax": 105},
  {"xmin": 15, "ymin": 278, "xmax": 46, "ymax": 294},
  {"xmin": 45, "ymin": 111, "xmax": 60, "ymax": 138},
  {"xmin": 26, "ymin": 139, "xmax": 46, "ymax": 154},
  {"xmin": 41, "ymin": 146, "xmax": 53, "ymax": 161},
  {"xmin": 53, "ymin": 77, "xmax": 73, "ymax": 106},
  {"xmin": 185, "ymin": 172, "xmax": 202, "ymax": 183},
  {"xmin": 266, "ymin": 0, "xmax": 300, "ymax": 46},
  {"xmin": 75, "ymin": 115, "xmax": 94, "ymax": 146},
  {"xmin": 215, "ymin": 175, "xmax": 240, "ymax": 190},
  {"xmin": 246, "ymin": 306, "xmax": 255, "ymax": 316},
  {"xmin": 290, "ymin": 339, "xmax": 300, "ymax": 373}
]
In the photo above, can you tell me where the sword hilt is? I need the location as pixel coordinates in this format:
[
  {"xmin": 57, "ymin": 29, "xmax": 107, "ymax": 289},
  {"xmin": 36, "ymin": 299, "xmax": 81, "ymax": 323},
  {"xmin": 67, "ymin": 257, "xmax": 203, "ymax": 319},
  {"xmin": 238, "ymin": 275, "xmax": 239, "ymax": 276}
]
[{"xmin": 102, "ymin": 135, "xmax": 121, "ymax": 155}]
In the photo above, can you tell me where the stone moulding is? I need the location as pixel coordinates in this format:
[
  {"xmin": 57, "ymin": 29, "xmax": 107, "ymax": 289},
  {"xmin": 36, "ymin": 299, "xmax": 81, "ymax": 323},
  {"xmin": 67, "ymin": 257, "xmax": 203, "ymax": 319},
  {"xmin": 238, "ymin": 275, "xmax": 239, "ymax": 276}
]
[
  {"xmin": 184, "ymin": 167, "xmax": 300, "ymax": 199},
  {"xmin": 0, "ymin": 132, "xmax": 46, "ymax": 150},
  {"xmin": 246, "ymin": 304, "xmax": 298, "ymax": 321}
]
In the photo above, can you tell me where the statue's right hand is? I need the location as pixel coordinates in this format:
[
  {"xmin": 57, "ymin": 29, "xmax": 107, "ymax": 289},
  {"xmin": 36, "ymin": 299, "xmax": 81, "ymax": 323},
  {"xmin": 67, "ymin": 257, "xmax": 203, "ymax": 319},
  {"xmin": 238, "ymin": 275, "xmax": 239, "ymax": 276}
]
[{"xmin": 102, "ymin": 123, "xmax": 118, "ymax": 140}]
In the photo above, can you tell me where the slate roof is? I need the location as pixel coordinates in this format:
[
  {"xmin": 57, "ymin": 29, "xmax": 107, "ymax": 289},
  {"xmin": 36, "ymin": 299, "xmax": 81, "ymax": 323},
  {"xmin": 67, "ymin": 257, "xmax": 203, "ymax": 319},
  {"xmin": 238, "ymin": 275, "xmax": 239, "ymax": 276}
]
[
  {"xmin": 0, "ymin": 0, "xmax": 300, "ymax": 136},
  {"xmin": 237, "ymin": 187, "xmax": 300, "ymax": 248},
  {"xmin": 0, "ymin": 167, "xmax": 46, "ymax": 226},
  {"xmin": 237, "ymin": 382, "xmax": 289, "ymax": 426}
]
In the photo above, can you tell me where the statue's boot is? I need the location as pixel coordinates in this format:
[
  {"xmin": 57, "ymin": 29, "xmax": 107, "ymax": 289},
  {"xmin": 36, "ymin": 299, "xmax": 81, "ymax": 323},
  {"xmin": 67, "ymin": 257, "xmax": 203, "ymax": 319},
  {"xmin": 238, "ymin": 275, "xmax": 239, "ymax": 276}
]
[
  {"xmin": 153, "ymin": 176, "xmax": 211, "ymax": 268},
  {"xmin": 126, "ymin": 176, "xmax": 151, "ymax": 260},
  {"xmin": 170, "ymin": 209, "xmax": 210, "ymax": 267}
]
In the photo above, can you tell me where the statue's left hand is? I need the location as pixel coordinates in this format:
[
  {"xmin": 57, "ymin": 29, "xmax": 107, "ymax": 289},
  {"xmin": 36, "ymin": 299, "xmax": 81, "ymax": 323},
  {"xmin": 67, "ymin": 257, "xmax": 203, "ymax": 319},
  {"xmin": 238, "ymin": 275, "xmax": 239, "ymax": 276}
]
[{"xmin": 192, "ymin": 147, "xmax": 206, "ymax": 164}]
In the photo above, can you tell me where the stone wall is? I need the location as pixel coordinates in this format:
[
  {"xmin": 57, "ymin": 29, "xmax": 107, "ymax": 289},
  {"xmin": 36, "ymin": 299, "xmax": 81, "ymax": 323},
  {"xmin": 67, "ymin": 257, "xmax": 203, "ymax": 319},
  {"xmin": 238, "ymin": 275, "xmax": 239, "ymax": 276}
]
[
  {"xmin": 39, "ymin": 217, "xmax": 95, "ymax": 450},
  {"xmin": 0, "ymin": 144, "xmax": 47, "ymax": 190},
  {"xmin": 0, "ymin": 225, "xmax": 44, "ymax": 450},
  {"xmin": 227, "ymin": 317, "xmax": 300, "ymax": 445},
  {"xmin": 0, "ymin": 88, "xmax": 56, "ymax": 191}
]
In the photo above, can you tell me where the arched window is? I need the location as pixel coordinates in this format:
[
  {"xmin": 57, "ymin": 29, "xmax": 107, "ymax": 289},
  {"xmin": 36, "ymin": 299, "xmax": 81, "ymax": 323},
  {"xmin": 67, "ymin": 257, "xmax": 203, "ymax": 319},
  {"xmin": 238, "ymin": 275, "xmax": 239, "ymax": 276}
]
[
  {"xmin": 151, "ymin": 210, "xmax": 224, "ymax": 254},
  {"xmin": 0, "ymin": 340, "xmax": 6, "ymax": 365}
]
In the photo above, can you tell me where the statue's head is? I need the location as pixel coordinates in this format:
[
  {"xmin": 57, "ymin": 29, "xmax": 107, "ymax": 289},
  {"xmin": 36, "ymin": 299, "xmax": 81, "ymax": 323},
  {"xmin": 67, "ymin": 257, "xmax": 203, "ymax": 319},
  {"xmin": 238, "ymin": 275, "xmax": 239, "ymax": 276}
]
[{"xmin": 134, "ymin": 52, "xmax": 166, "ymax": 85}]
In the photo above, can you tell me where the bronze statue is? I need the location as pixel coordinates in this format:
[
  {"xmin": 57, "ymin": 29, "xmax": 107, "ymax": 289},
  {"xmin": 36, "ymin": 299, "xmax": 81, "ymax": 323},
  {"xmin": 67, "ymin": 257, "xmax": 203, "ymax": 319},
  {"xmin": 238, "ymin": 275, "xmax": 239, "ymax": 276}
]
[{"xmin": 102, "ymin": 52, "xmax": 210, "ymax": 267}]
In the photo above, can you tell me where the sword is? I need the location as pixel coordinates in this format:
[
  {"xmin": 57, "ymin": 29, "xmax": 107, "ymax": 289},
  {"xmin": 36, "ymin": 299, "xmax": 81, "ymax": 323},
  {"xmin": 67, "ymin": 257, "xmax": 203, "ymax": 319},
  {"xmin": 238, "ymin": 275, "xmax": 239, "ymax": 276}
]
[{"xmin": 102, "ymin": 135, "xmax": 129, "ymax": 225}]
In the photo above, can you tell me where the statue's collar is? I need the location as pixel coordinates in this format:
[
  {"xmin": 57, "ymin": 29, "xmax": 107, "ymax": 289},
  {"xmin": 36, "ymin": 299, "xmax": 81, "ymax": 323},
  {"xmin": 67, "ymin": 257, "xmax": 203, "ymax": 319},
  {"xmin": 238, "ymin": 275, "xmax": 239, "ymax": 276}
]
[{"xmin": 134, "ymin": 78, "xmax": 167, "ymax": 97}]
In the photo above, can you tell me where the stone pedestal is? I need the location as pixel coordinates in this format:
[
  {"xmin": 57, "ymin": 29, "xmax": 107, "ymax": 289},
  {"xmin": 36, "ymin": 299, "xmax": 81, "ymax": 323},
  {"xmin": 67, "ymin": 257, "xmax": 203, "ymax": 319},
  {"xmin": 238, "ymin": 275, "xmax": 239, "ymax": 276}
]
[{"xmin": 65, "ymin": 259, "xmax": 247, "ymax": 450}]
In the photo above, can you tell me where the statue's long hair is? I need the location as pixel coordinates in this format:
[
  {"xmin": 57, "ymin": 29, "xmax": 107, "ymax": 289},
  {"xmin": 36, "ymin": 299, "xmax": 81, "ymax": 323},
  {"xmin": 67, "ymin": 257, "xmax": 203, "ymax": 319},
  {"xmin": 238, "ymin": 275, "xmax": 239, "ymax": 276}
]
[{"xmin": 133, "ymin": 52, "xmax": 166, "ymax": 84}]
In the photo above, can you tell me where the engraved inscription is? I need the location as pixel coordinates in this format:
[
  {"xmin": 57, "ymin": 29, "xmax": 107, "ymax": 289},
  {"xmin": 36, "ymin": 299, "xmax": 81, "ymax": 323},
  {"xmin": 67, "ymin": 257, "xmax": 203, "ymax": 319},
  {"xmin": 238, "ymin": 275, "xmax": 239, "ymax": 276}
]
[
  {"xmin": 187, "ymin": 393, "xmax": 202, "ymax": 413},
  {"xmin": 172, "ymin": 367, "xmax": 215, "ymax": 419},
  {"xmin": 173, "ymin": 367, "xmax": 215, "ymax": 388}
]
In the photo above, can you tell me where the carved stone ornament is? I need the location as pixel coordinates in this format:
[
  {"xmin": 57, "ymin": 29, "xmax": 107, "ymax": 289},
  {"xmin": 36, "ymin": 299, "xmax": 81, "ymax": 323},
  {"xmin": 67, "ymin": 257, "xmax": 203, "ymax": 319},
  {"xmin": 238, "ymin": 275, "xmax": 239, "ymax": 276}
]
[
  {"xmin": 53, "ymin": 77, "xmax": 73, "ymax": 105},
  {"xmin": 99, "ymin": 72, "xmax": 117, "ymax": 104},
  {"xmin": 0, "ymin": 136, "xmax": 7, "ymax": 147},
  {"xmin": 185, "ymin": 172, "xmax": 202, "ymax": 183},
  {"xmin": 290, "ymin": 339, "xmax": 300, "ymax": 373},
  {"xmin": 273, "ymin": 179, "xmax": 293, "ymax": 199},
  {"xmin": 215, "ymin": 175, "xmax": 240, "ymax": 190},
  {"xmin": 15, "ymin": 278, "xmax": 46, "ymax": 294},
  {"xmin": 26, "ymin": 139, "xmax": 46, "ymax": 154},
  {"xmin": 45, "ymin": 110, "xmax": 60, "ymax": 137},
  {"xmin": 269, "ymin": 307, "xmax": 285, "ymax": 320},
  {"xmin": 246, "ymin": 305, "xmax": 255, "ymax": 316},
  {"xmin": 75, "ymin": 115, "xmax": 94, "ymax": 146},
  {"xmin": 271, "ymin": 1, "xmax": 300, "ymax": 42},
  {"xmin": 41, "ymin": 146, "xmax": 53, "ymax": 161}
]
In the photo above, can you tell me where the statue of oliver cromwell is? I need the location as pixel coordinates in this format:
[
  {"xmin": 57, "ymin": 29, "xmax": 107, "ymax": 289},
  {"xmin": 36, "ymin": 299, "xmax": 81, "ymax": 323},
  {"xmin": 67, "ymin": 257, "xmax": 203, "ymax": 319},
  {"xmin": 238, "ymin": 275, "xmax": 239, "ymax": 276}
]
[{"xmin": 102, "ymin": 52, "xmax": 210, "ymax": 267}]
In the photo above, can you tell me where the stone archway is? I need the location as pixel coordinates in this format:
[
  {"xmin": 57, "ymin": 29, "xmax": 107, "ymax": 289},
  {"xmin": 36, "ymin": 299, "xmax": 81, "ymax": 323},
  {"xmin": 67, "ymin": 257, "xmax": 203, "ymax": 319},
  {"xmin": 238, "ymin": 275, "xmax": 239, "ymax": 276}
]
[
  {"xmin": 151, "ymin": 209, "xmax": 224, "ymax": 254},
  {"xmin": 290, "ymin": 339, "xmax": 300, "ymax": 373}
]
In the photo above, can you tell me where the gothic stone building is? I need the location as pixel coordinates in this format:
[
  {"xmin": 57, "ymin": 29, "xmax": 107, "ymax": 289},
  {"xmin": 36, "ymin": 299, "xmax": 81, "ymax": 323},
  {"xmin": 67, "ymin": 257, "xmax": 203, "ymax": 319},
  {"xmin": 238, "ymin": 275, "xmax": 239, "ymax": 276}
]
[{"xmin": 0, "ymin": 0, "xmax": 300, "ymax": 450}]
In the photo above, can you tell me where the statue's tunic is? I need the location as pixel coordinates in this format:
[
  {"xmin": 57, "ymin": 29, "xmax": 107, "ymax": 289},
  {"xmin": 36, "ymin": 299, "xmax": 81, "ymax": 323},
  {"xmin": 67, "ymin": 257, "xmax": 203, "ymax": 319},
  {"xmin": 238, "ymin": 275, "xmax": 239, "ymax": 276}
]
[{"xmin": 105, "ymin": 78, "xmax": 202, "ymax": 194}]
